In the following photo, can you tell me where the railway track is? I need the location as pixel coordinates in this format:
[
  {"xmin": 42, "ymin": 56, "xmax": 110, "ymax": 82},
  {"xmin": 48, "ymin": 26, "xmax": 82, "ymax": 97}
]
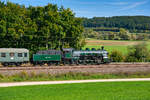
[{"xmin": 0, "ymin": 63, "xmax": 150, "ymax": 71}]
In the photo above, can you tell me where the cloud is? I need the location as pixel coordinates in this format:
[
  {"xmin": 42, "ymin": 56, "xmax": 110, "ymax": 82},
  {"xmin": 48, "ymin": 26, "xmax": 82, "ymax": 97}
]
[
  {"xmin": 120, "ymin": 1, "xmax": 148, "ymax": 11},
  {"xmin": 108, "ymin": 2, "xmax": 128, "ymax": 6}
]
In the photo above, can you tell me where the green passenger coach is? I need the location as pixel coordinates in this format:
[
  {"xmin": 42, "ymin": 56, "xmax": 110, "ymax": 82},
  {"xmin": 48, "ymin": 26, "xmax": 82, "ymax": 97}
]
[{"xmin": 0, "ymin": 48, "xmax": 29, "ymax": 66}]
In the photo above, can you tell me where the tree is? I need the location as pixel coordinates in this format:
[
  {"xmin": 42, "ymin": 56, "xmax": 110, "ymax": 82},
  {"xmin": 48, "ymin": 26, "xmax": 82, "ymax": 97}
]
[
  {"xmin": 119, "ymin": 28, "xmax": 130, "ymax": 40},
  {"xmin": 0, "ymin": 1, "xmax": 85, "ymax": 53}
]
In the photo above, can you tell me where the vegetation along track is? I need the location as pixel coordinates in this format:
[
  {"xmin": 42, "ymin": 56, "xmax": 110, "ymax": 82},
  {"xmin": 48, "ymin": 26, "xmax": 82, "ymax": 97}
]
[{"xmin": 1, "ymin": 63, "xmax": 150, "ymax": 76}]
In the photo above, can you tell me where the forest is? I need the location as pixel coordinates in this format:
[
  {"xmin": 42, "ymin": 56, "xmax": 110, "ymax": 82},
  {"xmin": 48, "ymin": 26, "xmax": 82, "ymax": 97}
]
[
  {"xmin": 83, "ymin": 16, "xmax": 150, "ymax": 33},
  {"xmin": 83, "ymin": 16, "xmax": 150, "ymax": 40},
  {"xmin": 0, "ymin": 1, "xmax": 85, "ymax": 53}
]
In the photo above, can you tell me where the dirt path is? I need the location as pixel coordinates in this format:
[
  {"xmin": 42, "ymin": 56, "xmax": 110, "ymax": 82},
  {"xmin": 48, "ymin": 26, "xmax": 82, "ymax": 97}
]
[{"xmin": 0, "ymin": 78, "xmax": 150, "ymax": 87}]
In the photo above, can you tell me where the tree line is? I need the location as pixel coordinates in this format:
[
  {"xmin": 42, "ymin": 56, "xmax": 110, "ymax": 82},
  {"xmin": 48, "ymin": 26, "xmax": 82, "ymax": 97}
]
[
  {"xmin": 83, "ymin": 28, "xmax": 150, "ymax": 40},
  {"xmin": 0, "ymin": 1, "xmax": 85, "ymax": 53},
  {"xmin": 110, "ymin": 43, "xmax": 150, "ymax": 62},
  {"xmin": 83, "ymin": 16, "xmax": 150, "ymax": 33}
]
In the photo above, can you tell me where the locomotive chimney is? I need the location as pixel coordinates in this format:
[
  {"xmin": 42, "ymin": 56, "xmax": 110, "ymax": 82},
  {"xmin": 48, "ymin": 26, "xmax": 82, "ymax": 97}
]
[{"xmin": 101, "ymin": 46, "xmax": 104, "ymax": 50}]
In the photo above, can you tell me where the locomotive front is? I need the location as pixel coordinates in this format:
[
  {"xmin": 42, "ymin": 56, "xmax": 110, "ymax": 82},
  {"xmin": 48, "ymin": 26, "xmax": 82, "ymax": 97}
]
[{"xmin": 72, "ymin": 47, "xmax": 110, "ymax": 65}]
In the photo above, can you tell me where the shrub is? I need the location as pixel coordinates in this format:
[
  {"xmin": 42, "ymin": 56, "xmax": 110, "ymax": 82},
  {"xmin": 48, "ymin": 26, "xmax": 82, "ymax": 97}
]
[
  {"xmin": 30, "ymin": 71, "xmax": 36, "ymax": 78},
  {"xmin": 110, "ymin": 50, "xmax": 124, "ymax": 62},
  {"xmin": 0, "ymin": 73, "xmax": 4, "ymax": 79},
  {"xmin": 19, "ymin": 71, "xmax": 28, "ymax": 79},
  {"xmin": 125, "ymin": 56, "xmax": 138, "ymax": 62},
  {"xmin": 125, "ymin": 42, "xmax": 150, "ymax": 62}
]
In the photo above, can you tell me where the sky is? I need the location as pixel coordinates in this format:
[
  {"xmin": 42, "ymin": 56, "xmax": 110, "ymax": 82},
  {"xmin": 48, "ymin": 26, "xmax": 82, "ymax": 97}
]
[{"xmin": 1, "ymin": 0, "xmax": 150, "ymax": 18}]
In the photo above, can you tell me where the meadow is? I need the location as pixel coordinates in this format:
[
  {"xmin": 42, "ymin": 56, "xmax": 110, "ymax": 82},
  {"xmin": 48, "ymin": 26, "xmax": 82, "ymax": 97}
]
[
  {"xmin": 0, "ymin": 81, "xmax": 150, "ymax": 100},
  {"xmin": 84, "ymin": 39, "xmax": 150, "ymax": 54}
]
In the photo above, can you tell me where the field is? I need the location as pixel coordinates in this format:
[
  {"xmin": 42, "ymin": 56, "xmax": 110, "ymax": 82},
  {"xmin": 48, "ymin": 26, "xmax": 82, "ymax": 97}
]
[
  {"xmin": 84, "ymin": 39, "xmax": 150, "ymax": 54},
  {"xmin": 0, "ymin": 81, "xmax": 150, "ymax": 100}
]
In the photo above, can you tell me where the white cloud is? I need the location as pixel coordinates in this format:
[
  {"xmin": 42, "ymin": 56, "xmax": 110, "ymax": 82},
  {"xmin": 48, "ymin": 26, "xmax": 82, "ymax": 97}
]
[
  {"xmin": 120, "ymin": 1, "xmax": 148, "ymax": 11},
  {"xmin": 108, "ymin": 2, "xmax": 128, "ymax": 6}
]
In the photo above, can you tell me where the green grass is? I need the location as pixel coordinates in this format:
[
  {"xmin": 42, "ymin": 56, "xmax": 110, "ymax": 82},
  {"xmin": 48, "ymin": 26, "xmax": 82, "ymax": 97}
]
[
  {"xmin": 84, "ymin": 45, "xmax": 128, "ymax": 54},
  {"xmin": 0, "ymin": 81, "xmax": 150, "ymax": 100},
  {"xmin": 84, "ymin": 39, "xmax": 150, "ymax": 54}
]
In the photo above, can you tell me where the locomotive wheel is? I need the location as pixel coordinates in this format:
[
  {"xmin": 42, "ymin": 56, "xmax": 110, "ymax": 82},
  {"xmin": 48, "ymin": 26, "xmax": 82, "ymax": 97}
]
[
  {"xmin": 97, "ymin": 60, "xmax": 102, "ymax": 65},
  {"xmin": 69, "ymin": 60, "xmax": 73, "ymax": 65},
  {"xmin": 91, "ymin": 60, "xmax": 94, "ymax": 65},
  {"xmin": 16, "ymin": 63, "xmax": 21, "ymax": 66},
  {"xmin": 83, "ymin": 61, "xmax": 87, "ymax": 65},
  {"xmin": 75, "ymin": 61, "xmax": 79, "ymax": 65}
]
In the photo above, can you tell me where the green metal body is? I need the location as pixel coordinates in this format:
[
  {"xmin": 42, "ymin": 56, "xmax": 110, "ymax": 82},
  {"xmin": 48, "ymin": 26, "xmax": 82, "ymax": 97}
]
[
  {"xmin": 0, "ymin": 53, "xmax": 29, "ymax": 62},
  {"xmin": 33, "ymin": 54, "xmax": 61, "ymax": 61},
  {"xmin": 0, "ymin": 48, "xmax": 29, "ymax": 63},
  {"xmin": 103, "ymin": 58, "xmax": 110, "ymax": 63},
  {"xmin": 72, "ymin": 49, "xmax": 110, "ymax": 64},
  {"xmin": 65, "ymin": 52, "xmax": 72, "ymax": 58}
]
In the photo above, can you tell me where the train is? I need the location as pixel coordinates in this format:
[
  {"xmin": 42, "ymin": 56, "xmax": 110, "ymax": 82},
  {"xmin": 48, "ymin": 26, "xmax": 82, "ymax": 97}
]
[{"xmin": 0, "ymin": 47, "xmax": 110, "ymax": 66}]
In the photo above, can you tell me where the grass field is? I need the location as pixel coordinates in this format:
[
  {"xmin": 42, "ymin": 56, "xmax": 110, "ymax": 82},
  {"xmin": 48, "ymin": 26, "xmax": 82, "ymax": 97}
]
[
  {"xmin": 0, "ymin": 81, "xmax": 150, "ymax": 100},
  {"xmin": 84, "ymin": 39, "xmax": 150, "ymax": 54}
]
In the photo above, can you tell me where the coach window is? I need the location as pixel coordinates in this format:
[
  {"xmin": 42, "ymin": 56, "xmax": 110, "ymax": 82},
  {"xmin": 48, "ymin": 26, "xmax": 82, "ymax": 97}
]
[
  {"xmin": 10, "ymin": 52, "xmax": 15, "ymax": 57},
  {"xmin": 24, "ymin": 53, "xmax": 27, "ymax": 57},
  {"xmin": 1, "ymin": 53, "xmax": 6, "ymax": 57},
  {"xmin": 18, "ymin": 53, "xmax": 22, "ymax": 57}
]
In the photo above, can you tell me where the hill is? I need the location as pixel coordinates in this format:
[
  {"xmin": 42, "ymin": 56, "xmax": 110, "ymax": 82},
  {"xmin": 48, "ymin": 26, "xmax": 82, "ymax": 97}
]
[{"xmin": 83, "ymin": 16, "xmax": 150, "ymax": 33}]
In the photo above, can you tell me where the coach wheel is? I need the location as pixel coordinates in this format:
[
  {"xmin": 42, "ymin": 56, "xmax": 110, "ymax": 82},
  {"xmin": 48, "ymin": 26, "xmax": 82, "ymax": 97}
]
[
  {"xmin": 40, "ymin": 63, "xmax": 44, "ymax": 66},
  {"xmin": 2, "ymin": 63, "xmax": 8, "ymax": 67},
  {"xmin": 55, "ymin": 62, "xmax": 59, "ymax": 66},
  {"xmin": 48, "ymin": 62, "xmax": 51, "ymax": 66}
]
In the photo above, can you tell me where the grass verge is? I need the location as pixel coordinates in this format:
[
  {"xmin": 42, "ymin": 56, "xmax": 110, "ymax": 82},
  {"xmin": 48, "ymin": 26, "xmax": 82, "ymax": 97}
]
[{"xmin": 0, "ymin": 71, "xmax": 150, "ymax": 82}]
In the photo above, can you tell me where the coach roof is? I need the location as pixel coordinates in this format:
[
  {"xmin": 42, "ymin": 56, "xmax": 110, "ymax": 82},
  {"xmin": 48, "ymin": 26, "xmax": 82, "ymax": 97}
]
[{"xmin": 0, "ymin": 48, "xmax": 29, "ymax": 53}]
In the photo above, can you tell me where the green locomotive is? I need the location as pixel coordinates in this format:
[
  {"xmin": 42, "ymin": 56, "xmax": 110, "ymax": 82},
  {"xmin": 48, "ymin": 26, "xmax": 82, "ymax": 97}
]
[{"xmin": 32, "ymin": 47, "xmax": 110, "ymax": 65}]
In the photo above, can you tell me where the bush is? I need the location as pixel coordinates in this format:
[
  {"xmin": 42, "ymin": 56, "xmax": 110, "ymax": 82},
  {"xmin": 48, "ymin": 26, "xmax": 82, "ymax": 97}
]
[
  {"xmin": 110, "ymin": 50, "xmax": 124, "ymax": 62},
  {"xmin": 0, "ymin": 74, "xmax": 4, "ymax": 79},
  {"xmin": 125, "ymin": 42, "xmax": 150, "ymax": 62},
  {"xmin": 125, "ymin": 56, "xmax": 138, "ymax": 62}
]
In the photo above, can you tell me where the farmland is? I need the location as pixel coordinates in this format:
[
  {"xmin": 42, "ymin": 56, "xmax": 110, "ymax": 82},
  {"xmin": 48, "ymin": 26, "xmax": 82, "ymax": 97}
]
[
  {"xmin": 84, "ymin": 39, "xmax": 150, "ymax": 54},
  {"xmin": 0, "ymin": 81, "xmax": 150, "ymax": 100}
]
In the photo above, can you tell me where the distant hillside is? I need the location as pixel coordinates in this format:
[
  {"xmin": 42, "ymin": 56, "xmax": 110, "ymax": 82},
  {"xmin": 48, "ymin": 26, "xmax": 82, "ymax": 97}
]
[{"xmin": 82, "ymin": 16, "xmax": 150, "ymax": 33}]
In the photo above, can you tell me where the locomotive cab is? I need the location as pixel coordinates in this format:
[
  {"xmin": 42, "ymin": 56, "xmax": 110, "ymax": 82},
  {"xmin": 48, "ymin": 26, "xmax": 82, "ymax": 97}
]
[{"xmin": 62, "ymin": 48, "xmax": 74, "ymax": 64}]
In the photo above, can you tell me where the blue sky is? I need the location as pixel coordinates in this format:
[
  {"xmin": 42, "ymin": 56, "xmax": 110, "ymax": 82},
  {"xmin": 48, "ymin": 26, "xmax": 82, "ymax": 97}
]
[{"xmin": 1, "ymin": 0, "xmax": 150, "ymax": 18}]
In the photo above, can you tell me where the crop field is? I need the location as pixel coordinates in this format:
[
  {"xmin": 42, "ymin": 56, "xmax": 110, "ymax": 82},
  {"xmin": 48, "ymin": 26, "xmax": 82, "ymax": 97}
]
[
  {"xmin": 0, "ymin": 81, "xmax": 150, "ymax": 100},
  {"xmin": 84, "ymin": 39, "xmax": 150, "ymax": 54}
]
